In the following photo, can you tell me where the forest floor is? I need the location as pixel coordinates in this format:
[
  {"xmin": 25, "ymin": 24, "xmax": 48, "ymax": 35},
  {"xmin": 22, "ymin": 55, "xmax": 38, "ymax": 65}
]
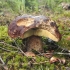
[{"xmin": 0, "ymin": 10, "xmax": 70, "ymax": 70}]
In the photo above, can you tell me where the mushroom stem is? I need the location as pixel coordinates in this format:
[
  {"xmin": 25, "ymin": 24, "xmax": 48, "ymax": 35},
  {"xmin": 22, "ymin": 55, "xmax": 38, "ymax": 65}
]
[{"xmin": 26, "ymin": 36, "xmax": 43, "ymax": 52}]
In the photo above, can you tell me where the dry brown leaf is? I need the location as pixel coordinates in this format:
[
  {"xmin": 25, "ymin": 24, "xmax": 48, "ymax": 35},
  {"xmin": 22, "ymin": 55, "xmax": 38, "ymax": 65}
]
[{"xmin": 25, "ymin": 52, "xmax": 36, "ymax": 57}]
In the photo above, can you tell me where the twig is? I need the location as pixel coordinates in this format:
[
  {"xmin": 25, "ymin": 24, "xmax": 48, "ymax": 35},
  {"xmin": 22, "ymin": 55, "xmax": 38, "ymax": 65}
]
[
  {"xmin": 41, "ymin": 52, "xmax": 70, "ymax": 56},
  {"xmin": 0, "ymin": 46, "xmax": 18, "ymax": 53},
  {"xmin": 0, "ymin": 40, "xmax": 26, "ymax": 55},
  {"xmin": 12, "ymin": 39, "xmax": 28, "ymax": 57},
  {"xmin": 0, "ymin": 56, "xmax": 5, "ymax": 65},
  {"xmin": 0, "ymin": 47, "xmax": 11, "ymax": 52},
  {"xmin": 0, "ymin": 42, "xmax": 19, "ymax": 50},
  {"xmin": 0, "ymin": 41, "xmax": 23, "ymax": 53},
  {"xmin": 54, "ymin": 52, "xmax": 70, "ymax": 55},
  {"xmin": 54, "ymin": 43, "xmax": 70, "ymax": 53},
  {"xmin": 47, "ymin": 39, "xmax": 70, "ymax": 53}
]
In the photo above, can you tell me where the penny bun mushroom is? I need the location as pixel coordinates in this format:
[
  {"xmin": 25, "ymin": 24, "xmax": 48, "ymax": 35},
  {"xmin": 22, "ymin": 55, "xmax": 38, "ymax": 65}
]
[{"xmin": 8, "ymin": 15, "xmax": 61, "ymax": 52}]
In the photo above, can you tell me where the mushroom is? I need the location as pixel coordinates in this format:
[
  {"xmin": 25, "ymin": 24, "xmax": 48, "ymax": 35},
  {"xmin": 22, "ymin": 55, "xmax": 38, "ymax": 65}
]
[
  {"xmin": 50, "ymin": 57, "xmax": 66, "ymax": 64},
  {"xmin": 8, "ymin": 15, "xmax": 61, "ymax": 52}
]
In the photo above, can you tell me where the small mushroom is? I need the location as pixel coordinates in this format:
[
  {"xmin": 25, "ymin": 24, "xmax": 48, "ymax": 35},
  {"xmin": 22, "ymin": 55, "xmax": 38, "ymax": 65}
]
[
  {"xmin": 8, "ymin": 15, "xmax": 61, "ymax": 52},
  {"xmin": 60, "ymin": 58, "xmax": 66, "ymax": 64},
  {"xmin": 50, "ymin": 57, "xmax": 59, "ymax": 63},
  {"xmin": 50, "ymin": 57, "xmax": 66, "ymax": 64}
]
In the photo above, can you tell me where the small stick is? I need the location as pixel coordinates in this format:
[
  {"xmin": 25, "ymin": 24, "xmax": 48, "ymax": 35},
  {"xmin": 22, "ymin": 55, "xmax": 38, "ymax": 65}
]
[
  {"xmin": 0, "ymin": 56, "xmax": 5, "ymax": 65},
  {"xmin": 12, "ymin": 39, "xmax": 28, "ymax": 57}
]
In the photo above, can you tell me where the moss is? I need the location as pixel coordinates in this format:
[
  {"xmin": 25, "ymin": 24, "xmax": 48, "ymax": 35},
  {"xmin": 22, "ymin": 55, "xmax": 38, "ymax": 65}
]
[{"xmin": 0, "ymin": 1, "xmax": 70, "ymax": 69}]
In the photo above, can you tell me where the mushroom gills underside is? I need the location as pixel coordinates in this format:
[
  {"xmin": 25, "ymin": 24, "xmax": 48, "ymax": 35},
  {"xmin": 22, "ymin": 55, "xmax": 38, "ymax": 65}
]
[{"xmin": 22, "ymin": 29, "xmax": 59, "ymax": 42}]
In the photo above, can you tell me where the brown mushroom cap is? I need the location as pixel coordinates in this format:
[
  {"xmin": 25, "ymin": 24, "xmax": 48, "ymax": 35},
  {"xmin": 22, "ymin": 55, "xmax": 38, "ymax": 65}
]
[{"xmin": 8, "ymin": 15, "xmax": 61, "ymax": 42}]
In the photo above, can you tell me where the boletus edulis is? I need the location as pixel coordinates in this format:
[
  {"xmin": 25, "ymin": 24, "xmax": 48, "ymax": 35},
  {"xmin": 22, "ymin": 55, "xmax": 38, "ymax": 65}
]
[{"xmin": 8, "ymin": 15, "xmax": 61, "ymax": 52}]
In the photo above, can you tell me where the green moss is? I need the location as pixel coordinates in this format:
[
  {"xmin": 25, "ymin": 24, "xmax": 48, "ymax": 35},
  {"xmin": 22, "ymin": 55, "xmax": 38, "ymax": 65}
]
[
  {"xmin": 0, "ymin": 26, "xmax": 12, "ymax": 42},
  {"xmin": 0, "ymin": 1, "xmax": 70, "ymax": 69}
]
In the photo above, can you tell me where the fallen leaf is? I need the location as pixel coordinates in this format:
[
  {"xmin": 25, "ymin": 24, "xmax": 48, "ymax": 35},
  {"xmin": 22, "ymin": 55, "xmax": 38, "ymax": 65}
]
[{"xmin": 25, "ymin": 52, "xmax": 36, "ymax": 58}]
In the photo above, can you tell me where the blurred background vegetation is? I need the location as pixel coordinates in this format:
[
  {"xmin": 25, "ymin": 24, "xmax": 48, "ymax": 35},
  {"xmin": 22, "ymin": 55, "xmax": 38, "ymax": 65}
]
[{"xmin": 0, "ymin": 0, "xmax": 70, "ymax": 70}]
